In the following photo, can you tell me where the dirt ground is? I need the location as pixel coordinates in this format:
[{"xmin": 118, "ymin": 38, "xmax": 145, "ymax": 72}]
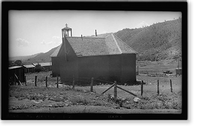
[{"xmin": 9, "ymin": 60, "xmax": 182, "ymax": 114}]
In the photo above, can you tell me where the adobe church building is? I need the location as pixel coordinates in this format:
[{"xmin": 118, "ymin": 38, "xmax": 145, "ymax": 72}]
[{"xmin": 51, "ymin": 24, "xmax": 137, "ymax": 84}]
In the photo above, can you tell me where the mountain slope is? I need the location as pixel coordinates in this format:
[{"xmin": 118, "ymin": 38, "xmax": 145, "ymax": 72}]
[
  {"xmin": 9, "ymin": 53, "xmax": 41, "ymax": 61},
  {"xmin": 23, "ymin": 45, "xmax": 60, "ymax": 64},
  {"xmin": 115, "ymin": 18, "xmax": 181, "ymax": 61}
]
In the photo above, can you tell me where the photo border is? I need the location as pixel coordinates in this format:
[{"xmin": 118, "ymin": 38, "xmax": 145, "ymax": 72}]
[{"xmin": 1, "ymin": 1, "xmax": 188, "ymax": 120}]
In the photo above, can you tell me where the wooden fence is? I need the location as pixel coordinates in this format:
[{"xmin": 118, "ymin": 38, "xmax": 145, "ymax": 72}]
[
  {"xmin": 15, "ymin": 75, "xmax": 174, "ymax": 99},
  {"xmin": 21, "ymin": 75, "xmax": 61, "ymax": 88}
]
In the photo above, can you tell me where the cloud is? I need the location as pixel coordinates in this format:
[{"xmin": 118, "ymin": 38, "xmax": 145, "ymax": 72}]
[
  {"xmin": 52, "ymin": 36, "xmax": 60, "ymax": 40},
  {"xmin": 40, "ymin": 36, "xmax": 61, "ymax": 46},
  {"xmin": 41, "ymin": 41, "xmax": 46, "ymax": 45},
  {"xmin": 16, "ymin": 38, "xmax": 29, "ymax": 46},
  {"xmin": 52, "ymin": 36, "xmax": 61, "ymax": 45},
  {"xmin": 47, "ymin": 41, "xmax": 54, "ymax": 45}
]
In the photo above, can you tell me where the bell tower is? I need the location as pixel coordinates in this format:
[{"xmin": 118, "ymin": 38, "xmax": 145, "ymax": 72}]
[{"xmin": 62, "ymin": 24, "xmax": 72, "ymax": 38}]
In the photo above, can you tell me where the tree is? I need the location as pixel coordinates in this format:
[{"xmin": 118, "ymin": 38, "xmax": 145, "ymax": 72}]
[
  {"xmin": 14, "ymin": 60, "xmax": 22, "ymax": 66},
  {"xmin": 35, "ymin": 63, "xmax": 42, "ymax": 72},
  {"xmin": 9, "ymin": 60, "xmax": 15, "ymax": 66}
]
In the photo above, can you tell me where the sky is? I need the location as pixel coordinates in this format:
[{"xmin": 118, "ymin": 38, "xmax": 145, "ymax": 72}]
[{"xmin": 9, "ymin": 10, "xmax": 181, "ymax": 57}]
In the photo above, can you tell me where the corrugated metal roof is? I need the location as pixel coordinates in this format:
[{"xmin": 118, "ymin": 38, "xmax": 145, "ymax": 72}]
[
  {"xmin": 23, "ymin": 64, "xmax": 35, "ymax": 68},
  {"xmin": 39, "ymin": 62, "xmax": 52, "ymax": 66},
  {"xmin": 32, "ymin": 62, "xmax": 52, "ymax": 66},
  {"xmin": 9, "ymin": 66, "xmax": 23, "ymax": 70},
  {"xmin": 53, "ymin": 33, "xmax": 137, "ymax": 57},
  {"xmin": 32, "ymin": 63, "xmax": 38, "ymax": 66}
]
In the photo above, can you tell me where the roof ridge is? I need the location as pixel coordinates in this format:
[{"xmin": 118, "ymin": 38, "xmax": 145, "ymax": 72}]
[
  {"xmin": 111, "ymin": 34, "xmax": 122, "ymax": 54},
  {"xmin": 113, "ymin": 34, "xmax": 138, "ymax": 54}
]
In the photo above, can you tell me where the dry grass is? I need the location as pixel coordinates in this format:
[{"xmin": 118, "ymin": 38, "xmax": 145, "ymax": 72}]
[{"xmin": 9, "ymin": 60, "xmax": 182, "ymax": 113}]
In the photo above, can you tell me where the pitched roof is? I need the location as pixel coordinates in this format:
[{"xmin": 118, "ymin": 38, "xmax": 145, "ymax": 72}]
[
  {"xmin": 67, "ymin": 37, "xmax": 110, "ymax": 57},
  {"xmin": 104, "ymin": 34, "xmax": 121, "ymax": 54},
  {"xmin": 113, "ymin": 34, "xmax": 138, "ymax": 54},
  {"xmin": 54, "ymin": 33, "xmax": 137, "ymax": 57},
  {"xmin": 50, "ymin": 45, "xmax": 62, "ymax": 57}
]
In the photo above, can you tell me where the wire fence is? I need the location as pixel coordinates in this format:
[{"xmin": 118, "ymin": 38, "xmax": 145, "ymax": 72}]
[
  {"xmin": 22, "ymin": 74, "xmax": 115, "ymax": 87},
  {"xmin": 12, "ymin": 73, "xmax": 180, "ymax": 100}
]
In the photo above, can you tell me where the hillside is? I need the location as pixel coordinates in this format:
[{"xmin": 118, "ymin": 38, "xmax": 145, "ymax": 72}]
[
  {"xmin": 23, "ymin": 45, "xmax": 60, "ymax": 64},
  {"xmin": 9, "ymin": 53, "xmax": 41, "ymax": 61},
  {"xmin": 115, "ymin": 18, "xmax": 181, "ymax": 61}
]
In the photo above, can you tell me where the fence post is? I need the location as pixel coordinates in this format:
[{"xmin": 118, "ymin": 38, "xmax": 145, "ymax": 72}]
[
  {"xmin": 157, "ymin": 80, "xmax": 159, "ymax": 95},
  {"xmin": 57, "ymin": 76, "xmax": 59, "ymax": 88},
  {"xmin": 13, "ymin": 75, "xmax": 16, "ymax": 85},
  {"xmin": 35, "ymin": 76, "xmax": 37, "ymax": 86},
  {"xmin": 46, "ymin": 76, "xmax": 48, "ymax": 87},
  {"xmin": 24, "ymin": 76, "xmax": 27, "ymax": 86},
  {"xmin": 90, "ymin": 77, "xmax": 94, "ymax": 92},
  {"xmin": 137, "ymin": 66, "xmax": 139, "ymax": 75},
  {"xmin": 114, "ymin": 81, "xmax": 117, "ymax": 102},
  {"xmin": 141, "ymin": 80, "xmax": 143, "ymax": 96},
  {"xmin": 72, "ymin": 76, "xmax": 75, "ymax": 89},
  {"xmin": 170, "ymin": 79, "xmax": 173, "ymax": 93}
]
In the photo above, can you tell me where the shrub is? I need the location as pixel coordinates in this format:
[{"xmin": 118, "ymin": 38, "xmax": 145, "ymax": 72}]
[
  {"xmin": 35, "ymin": 64, "xmax": 42, "ymax": 72},
  {"xmin": 69, "ymin": 95, "xmax": 91, "ymax": 105}
]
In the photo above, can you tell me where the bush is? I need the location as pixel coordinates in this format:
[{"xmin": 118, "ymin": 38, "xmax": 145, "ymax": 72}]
[
  {"xmin": 35, "ymin": 64, "xmax": 42, "ymax": 72},
  {"xmin": 69, "ymin": 95, "xmax": 91, "ymax": 105},
  {"xmin": 14, "ymin": 60, "xmax": 22, "ymax": 66}
]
